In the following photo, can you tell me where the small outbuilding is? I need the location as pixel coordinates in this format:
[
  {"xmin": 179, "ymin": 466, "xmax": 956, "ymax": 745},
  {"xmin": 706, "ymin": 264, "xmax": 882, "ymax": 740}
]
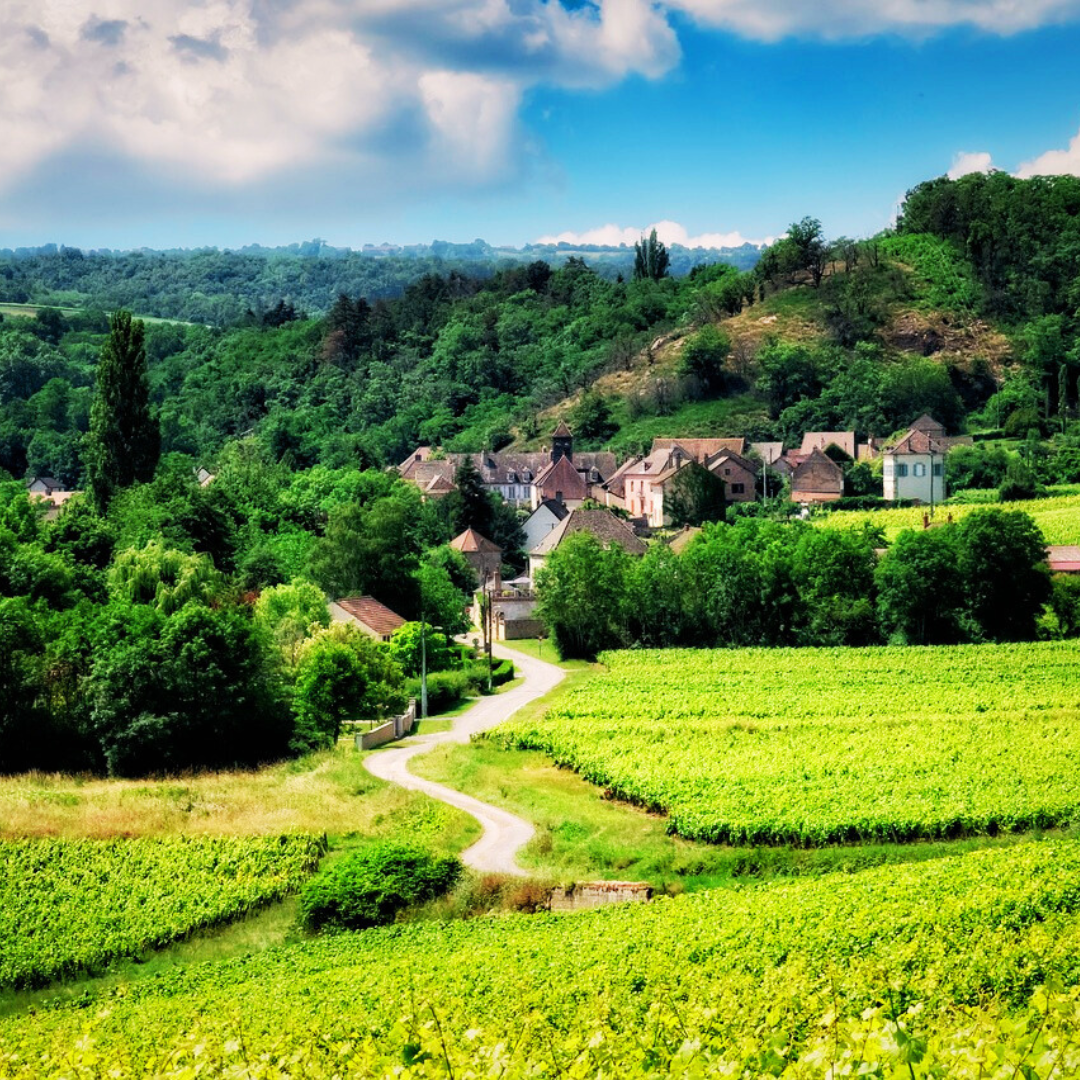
[{"xmin": 330, "ymin": 596, "xmax": 407, "ymax": 642}]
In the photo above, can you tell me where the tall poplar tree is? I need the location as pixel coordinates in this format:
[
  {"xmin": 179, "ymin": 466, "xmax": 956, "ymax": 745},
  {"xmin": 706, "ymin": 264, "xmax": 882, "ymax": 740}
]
[{"xmin": 85, "ymin": 310, "xmax": 160, "ymax": 512}]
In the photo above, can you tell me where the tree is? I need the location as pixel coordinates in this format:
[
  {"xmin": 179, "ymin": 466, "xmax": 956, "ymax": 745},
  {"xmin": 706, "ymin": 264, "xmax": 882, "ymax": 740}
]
[
  {"xmin": 665, "ymin": 462, "xmax": 727, "ymax": 527},
  {"xmin": 388, "ymin": 621, "xmax": 453, "ymax": 677},
  {"xmin": 107, "ymin": 541, "xmax": 222, "ymax": 615},
  {"xmin": 447, "ymin": 457, "xmax": 494, "ymax": 538},
  {"xmin": 570, "ymin": 390, "xmax": 618, "ymax": 442},
  {"xmin": 633, "ymin": 229, "xmax": 670, "ymax": 282},
  {"xmin": 875, "ymin": 528, "xmax": 966, "ymax": 645},
  {"xmin": 787, "ymin": 217, "xmax": 829, "ymax": 287},
  {"xmin": 415, "ymin": 561, "xmax": 470, "ymax": 637},
  {"xmin": 253, "ymin": 579, "xmax": 331, "ymax": 666},
  {"xmin": 680, "ymin": 326, "xmax": 730, "ymax": 397},
  {"xmin": 955, "ymin": 509, "xmax": 1050, "ymax": 641},
  {"xmin": 84, "ymin": 311, "xmax": 160, "ymax": 512},
  {"xmin": 291, "ymin": 624, "xmax": 406, "ymax": 749},
  {"xmin": 535, "ymin": 533, "xmax": 628, "ymax": 659}
]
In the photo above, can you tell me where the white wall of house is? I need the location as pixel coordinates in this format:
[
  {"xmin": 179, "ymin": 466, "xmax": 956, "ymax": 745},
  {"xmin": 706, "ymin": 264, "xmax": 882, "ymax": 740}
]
[
  {"xmin": 883, "ymin": 453, "xmax": 945, "ymax": 503},
  {"xmin": 523, "ymin": 504, "xmax": 563, "ymax": 553}
]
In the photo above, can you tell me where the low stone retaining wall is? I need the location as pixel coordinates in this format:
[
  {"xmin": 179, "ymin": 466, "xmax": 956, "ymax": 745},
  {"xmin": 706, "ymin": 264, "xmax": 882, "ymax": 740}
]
[
  {"xmin": 549, "ymin": 881, "xmax": 652, "ymax": 912},
  {"xmin": 357, "ymin": 699, "xmax": 417, "ymax": 750}
]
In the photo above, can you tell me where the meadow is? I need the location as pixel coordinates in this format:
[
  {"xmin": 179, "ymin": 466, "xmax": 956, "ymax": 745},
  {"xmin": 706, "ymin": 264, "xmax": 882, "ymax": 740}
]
[
  {"xmin": 4, "ymin": 840, "xmax": 1080, "ymax": 1076},
  {"xmin": 819, "ymin": 491, "xmax": 1080, "ymax": 544},
  {"xmin": 489, "ymin": 642, "xmax": 1080, "ymax": 845}
]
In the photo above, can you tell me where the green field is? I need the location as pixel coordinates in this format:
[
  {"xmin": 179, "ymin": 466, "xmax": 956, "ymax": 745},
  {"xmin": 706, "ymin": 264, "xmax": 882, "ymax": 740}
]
[
  {"xmin": 0, "ymin": 836, "xmax": 323, "ymax": 989},
  {"xmin": 820, "ymin": 492, "xmax": 1080, "ymax": 545},
  {"xmin": 490, "ymin": 642, "xmax": 1080, "ymax": 845},
  {"xmin": 4, "ymin": 840, "xmax": 1080, "ymax": 1076}
]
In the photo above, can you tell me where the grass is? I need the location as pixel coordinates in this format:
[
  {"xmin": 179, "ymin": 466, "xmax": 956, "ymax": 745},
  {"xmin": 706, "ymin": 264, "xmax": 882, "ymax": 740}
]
[
  {"xmin": 497, "ymin": 638, "xmax": 595, "ymax": 671},
  {"xmin": 0, "ymin": 301, "xmax": 192, "ymax": 326},
  {"xmin": 0, "ymin": 743, "xmax": 477, "ymax": 850}
]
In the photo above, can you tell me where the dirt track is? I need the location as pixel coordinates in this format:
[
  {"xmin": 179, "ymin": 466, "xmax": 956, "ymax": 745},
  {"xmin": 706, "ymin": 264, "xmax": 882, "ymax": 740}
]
[{"xmin": 361, "ymin": 644, "xmax": 565, "ymax": 876}]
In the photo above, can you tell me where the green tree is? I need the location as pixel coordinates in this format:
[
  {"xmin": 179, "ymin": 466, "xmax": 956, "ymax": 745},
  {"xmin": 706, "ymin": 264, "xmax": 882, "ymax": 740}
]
[
  {"xmin": 447, "ymin": 457, "xmax": 494, "ymax": 538},
  {"xmin": 570, "ymin": 390, "xmax": 618, "ymax": 442},
  {"xmin": 875, "ymin": 528, "xmax": 966, "ymax": 645},
  {"xmin": 633, "ymin": 229, "xmax": 670, "ymax": 282},
  {"xmin": 107, "ymin": 541, "xmax": 222, "ymax": 615},
  {"xmin": 292, "ymin": 624, "xmax": 406, "ymax": 749},
  {"xmin": 955, "ymin": 509, "xmax": 1050, "ymax": 641},
  {"xmin": 253, "ymin": 579, "xmax": 331, "ymax": 666},
  {"xmin": 666, "ymin": 462, "xmax": 727, "ymax": 527},
  {"xmin": 415, "ymin": 561, "xmax": 470, "ymax": 637},
  {"xmin": 680, "ymin": 326, "xmax": 730, "ymax": 397},
  {"xmin": 388, "ymin": 622, "xmax": 453, "ymax": 677},
  {"xmin": 84, "ymin": 311, "xmax": 160, "ymax": 512},
  {"xmin": 535, "ymin": 533, "xmax": 628, "ymax": 659}
]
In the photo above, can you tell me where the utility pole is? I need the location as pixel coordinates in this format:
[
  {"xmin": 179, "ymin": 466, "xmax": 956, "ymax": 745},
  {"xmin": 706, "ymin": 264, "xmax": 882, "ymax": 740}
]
[
  {"xmin": 485, "ymin": 571, "xmax": 494, "ymax": 693},
  {"xmin": 419, "ymin": 595, "xmax": 428, "ymax": 720}
]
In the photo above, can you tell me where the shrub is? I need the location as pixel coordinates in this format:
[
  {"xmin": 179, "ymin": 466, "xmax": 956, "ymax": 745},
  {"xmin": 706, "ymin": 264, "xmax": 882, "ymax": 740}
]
[
  {"xmin": 407, "ymin": 669, "xmax": 471, "ymax": 713},
  {"xmin": 298, "ymin": 842, "xmax": 462, "ymax": 932}
]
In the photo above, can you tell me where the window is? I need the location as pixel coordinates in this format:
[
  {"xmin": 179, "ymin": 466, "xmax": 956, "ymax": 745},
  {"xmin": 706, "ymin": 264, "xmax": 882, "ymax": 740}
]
[
  {"xmin": 897, "ymin": 464, "xmax": 909, "ymax": 478},
  {"xmin": 724, "ymin": 468, "xmax": 731, "ymax": 475},
  {"xmin": 914, "ymin": 463, "xmax": 926, "ymax": 478},
  {"xmin": 731, "ymin": 483, "xmax": 745, "ymax": 494},
  {"xmin": 933, "ymin": 463, "xmax": 943, "ymax": 477}
]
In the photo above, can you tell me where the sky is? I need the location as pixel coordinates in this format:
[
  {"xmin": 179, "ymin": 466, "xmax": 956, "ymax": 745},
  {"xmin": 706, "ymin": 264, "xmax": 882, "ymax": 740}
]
[{"xmin": 4, "ymin": 0, "xmax": 1080, "ymax": 251}]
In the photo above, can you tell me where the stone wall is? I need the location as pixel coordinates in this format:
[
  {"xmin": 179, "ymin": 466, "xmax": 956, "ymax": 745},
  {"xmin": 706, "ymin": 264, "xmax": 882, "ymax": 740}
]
[
  {"xmin": 548, "ymin": 881, "xmax": 652, "ymax": 912},
  {"xmin": 357, "ymin": 699, "xmax": 417, "ymax": 750}
]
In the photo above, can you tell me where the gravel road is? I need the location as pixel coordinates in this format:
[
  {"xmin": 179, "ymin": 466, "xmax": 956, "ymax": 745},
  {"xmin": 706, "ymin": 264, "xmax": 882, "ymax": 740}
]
[{"xmin": 362, "ymin": 644, "xmax": 565, "ymax": 876}]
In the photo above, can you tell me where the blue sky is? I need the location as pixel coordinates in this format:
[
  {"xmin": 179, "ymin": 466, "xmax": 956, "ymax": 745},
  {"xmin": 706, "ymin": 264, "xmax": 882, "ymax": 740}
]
[{"xmin": 3, "ymin": 1, "xmax": 1080, "ymax": 251}]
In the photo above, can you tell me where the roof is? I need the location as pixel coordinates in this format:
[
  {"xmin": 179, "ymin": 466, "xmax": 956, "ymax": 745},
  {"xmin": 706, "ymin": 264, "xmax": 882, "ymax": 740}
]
[
  {"xmin": 551, "ymin": 419, "xmax": 573, "ymax": 437},
  {"xmin": 1048, "ymin": 545, "xmax": 1080, "ymax": 573},
  {"xmin": 910, "ymin": 414, "xmax": 947, "ymax": 436},
  {"xmin": 527, "ymin": 499, "xmax": 571, "ymax": 523},
  {"xmin": 800, "ymin": 431, "xmax": 857, "ymax": 459},
  {"xmin": 531, "ymin": 509, "xmax": 648, "ymax": 557},
  {"xmin": 333, "ymin": 596, "xmax": 407, "ymax": 637},
  {"xmin": 423, "ymin": 474, "xmax": 457, "ymax": 496},
  {"xmin": 886, "ymin": 429, "xmax": 951, "ymax": 456},
  {"xmin": 791, "ymin": 448, "xmax": 845, "ymax": 494},
  {"xmin": 651, "ymin": 437, "xmax": 746, "ymax": 461},
  {"xmin": 705, "ymin": 448, "xmax": 760, "ymax": 478},
  {"xmin": 601, "ymin": 456, "xmax": 643, "ymax": 499},
  {"xmin": 396, "ymin": 447, "xmax": 434, "ymax": 480},
  {"xmin": 450, "ymin": 527, "xmax": 502, "ymax": 555},
  {"xmin": 750, "ymin": 442, "xmax": 784, "ymax": 466},
  {"xmin": 535, "ymin": 453, "xmax": 589, "ymax": 501},
  {"xmin": 26, "ymin": 476, "xmax": 61, "ymax": 491}
]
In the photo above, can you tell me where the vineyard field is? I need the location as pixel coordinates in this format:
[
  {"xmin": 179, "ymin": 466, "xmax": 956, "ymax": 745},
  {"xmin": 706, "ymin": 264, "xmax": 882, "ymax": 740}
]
[
  {"xmin": 0, "ymin": 835, "xmax": 323, "ymax": 989},
  {"xmin": 490, "ymin": 642, "xmax": 1080, "ymax": 845},
  {"xmin": 4, "ymin": 840, "xmax": 1080, "ymax": 1076},
  {"xmin": 818, "ymin": 492, "xmax": 1080, "ymax": 544}
]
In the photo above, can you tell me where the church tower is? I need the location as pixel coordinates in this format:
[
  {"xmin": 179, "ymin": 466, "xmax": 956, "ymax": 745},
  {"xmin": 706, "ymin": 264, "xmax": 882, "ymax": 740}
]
[{"xmin": 551, "ymin": 420, "xmax": 573, "ymax": 464}]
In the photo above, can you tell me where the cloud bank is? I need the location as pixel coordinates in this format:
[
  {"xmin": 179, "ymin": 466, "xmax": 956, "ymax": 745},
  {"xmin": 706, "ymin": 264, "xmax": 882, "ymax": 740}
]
[{"xmin": 536, "ymin": 220, "xmax": 772, "ymax": 249}]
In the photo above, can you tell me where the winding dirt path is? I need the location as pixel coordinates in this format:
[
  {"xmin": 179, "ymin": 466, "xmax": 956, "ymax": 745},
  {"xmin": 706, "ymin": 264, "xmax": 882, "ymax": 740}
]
[{"xmin": 362, "ymin": 644, "xmax": 565, "ymax": 876}]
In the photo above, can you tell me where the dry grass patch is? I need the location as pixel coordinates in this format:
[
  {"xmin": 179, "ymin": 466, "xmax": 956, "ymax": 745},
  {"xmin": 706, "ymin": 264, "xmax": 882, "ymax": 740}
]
[{"xmin": 0, "ymin": 744, "xmax": 477, "ymax": 847}]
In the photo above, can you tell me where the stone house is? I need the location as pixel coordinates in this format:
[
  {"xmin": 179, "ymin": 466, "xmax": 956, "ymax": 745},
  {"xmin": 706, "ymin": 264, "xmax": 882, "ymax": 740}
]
[
  {"xmin": 790, "ymin": 448, "xmax": 845, "ymax": 503},
  {"xmin": 450, "ymin": 527, "xmax": 503, "ymax": 588},
  {"xmin": 527, "ymin": 508, "xmax": 648, "ymax": 582}
]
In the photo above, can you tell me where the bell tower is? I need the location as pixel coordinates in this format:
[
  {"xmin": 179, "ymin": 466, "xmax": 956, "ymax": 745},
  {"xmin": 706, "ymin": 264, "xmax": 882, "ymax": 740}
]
[{"xmin": 551, "ymin": 420, "xmax": 573, "ymax": 464}]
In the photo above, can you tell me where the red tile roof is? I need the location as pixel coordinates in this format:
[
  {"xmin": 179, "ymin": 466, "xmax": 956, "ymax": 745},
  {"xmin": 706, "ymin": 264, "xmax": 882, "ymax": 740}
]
[
  {"xmin": 450, "ymin": 527, "xmax": 502, "ymax": 554},
  {"xmin": 333, "ymin": 596, "xmax": 407, "ymax": 637}
]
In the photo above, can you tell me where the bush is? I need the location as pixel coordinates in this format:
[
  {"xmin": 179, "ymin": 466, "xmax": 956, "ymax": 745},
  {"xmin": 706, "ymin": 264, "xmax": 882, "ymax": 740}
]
[
  {"xmin": 407, "ymin": 669, "xmax": 471, "ymax": 714},
  {"xmin": 464, "ymin": 657, "xmax": 514, "ymax": 692},
  {"xmin": 298, "ymin": 842, "xmax": 462, "ymax": 932}
]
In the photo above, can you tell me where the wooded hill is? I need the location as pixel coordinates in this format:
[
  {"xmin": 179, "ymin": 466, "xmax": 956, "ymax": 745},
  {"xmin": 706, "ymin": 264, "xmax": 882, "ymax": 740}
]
[{"xmin": 4, "ymin": 172, "xmax": 1080, "ymax": 492}]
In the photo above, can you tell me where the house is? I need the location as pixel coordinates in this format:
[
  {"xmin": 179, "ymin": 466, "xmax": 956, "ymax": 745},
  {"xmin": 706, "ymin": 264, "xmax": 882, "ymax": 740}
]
[
  {"xmin": 528, "ymin": 508, "xmax": 648, "ymax": 581},
  {"xmin": 750, "ymin": 442, "xmax": 785, "ymax": 467},
  {"xmin": 329, "ymin": 596, "xmax": 407, "ymax": 642},
  {"xmin": 790, "ymin": 448, "xmax": 845, "ymax": 503},
  {"xmin": 881, "ymin": 417, "xmax": 971, "ymax": 503},
  {"xmin": 450, "ymin": 527, "xmax": 503, "ymax": 587},
  {"xmin": 704, "ymin": 449, "xmax": 759, "ymax": 503},
  {"xmin": 595, "ymin": 455, "xmax": 642, "ymax": 510},
  {"xmin": 26, "ymin": 477, "xmax": 79, "ymax": 521},
  {"xmin": 396, "ymin": 423, "xmax": 617, "ymax": 509},
  {"xmin": 523, "ymin": 499, "xmax": 570, "ymax": 553},
  {"xmin": 195, "ymin": 467, "xmax": 215, "ymax": 487},
  {"xmin": 532, "ymin": 452, "xmax": 589, "ymax": 508}
]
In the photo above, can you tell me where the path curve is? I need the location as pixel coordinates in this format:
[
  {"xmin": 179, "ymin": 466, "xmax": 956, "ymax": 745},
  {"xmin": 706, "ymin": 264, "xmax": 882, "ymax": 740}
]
[{"xmin": 362, "ymin": 644, "xmax": 565, "ymax": 876}]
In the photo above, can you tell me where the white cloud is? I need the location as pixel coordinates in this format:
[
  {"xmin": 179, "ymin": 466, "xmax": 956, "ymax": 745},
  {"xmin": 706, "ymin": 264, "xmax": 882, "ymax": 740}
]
[
  {"xmin": 0, "ymin": 0, "xmax": 680, "ymax": 196},
  {"xmin": 1017, "ymin": 129, "xmax": 1080, "ymax": 178},
  {"xmin": 948, "ymin": 151, "xmax": 995, "ymax": 180},
  {"xmin": 535, "ymin": 219, "xmax": 772, "ymax": 248},
  {"xmin": 664, "ymin": 0, "xmax": 1080, "ymax": 41}
]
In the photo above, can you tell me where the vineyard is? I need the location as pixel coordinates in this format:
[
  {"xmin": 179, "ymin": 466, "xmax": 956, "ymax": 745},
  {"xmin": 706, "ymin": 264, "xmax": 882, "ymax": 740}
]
[
  {"xmin": 819, "ymin": 491, "xmax": 1080, "ymax": 544},
  {"xmin": 0, "ymin": 835, "xmax": 324, "ymax": 989},
  {"xmin": 489, "ymin": 642, "xmax": 1080, "ymax": 845},
  {"xmin": 4, "ymin": 840, "xmax": 1080, "ymax": 1076}
]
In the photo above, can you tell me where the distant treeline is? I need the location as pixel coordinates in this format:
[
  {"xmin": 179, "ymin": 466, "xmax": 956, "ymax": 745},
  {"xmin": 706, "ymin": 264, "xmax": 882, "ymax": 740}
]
[{"xmin": 0, "ymin": 239, "xmax": 761, "ymax": 325}]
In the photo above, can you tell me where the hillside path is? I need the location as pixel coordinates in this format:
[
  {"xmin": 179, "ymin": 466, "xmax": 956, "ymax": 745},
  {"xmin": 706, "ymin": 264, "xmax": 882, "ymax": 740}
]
[{"xmin": 362, "ymin": 643, "xmax": 565, "ymax": 876}]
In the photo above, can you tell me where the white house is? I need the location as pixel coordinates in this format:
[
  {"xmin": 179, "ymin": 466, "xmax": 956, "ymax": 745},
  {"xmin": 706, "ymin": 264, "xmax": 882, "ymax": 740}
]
[
  {"xmin": 882, "ymin": 416, "xmax": 969, "ymax": 503},
  {"xmin": 522, "ymin": 498, "xmax": 570, "ymax": 553}
]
